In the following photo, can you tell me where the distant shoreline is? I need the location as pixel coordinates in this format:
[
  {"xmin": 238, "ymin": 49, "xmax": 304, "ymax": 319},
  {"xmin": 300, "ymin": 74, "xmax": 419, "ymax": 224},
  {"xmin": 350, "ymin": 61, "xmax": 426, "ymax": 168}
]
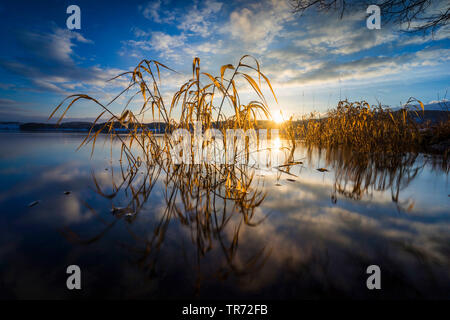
[
  {"xmin": 0, "ymin": 121, "xmax": 167, "ymax": 133},
  {"xmin": 1, "ymin": 110, "xmax": 448, "ymax": 133}
]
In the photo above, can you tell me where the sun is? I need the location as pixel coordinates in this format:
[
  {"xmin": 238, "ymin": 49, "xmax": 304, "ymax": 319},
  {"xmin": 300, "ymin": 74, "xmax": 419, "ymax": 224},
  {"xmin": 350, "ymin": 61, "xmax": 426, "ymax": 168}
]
[
  {"xmin": 273, "ymin": 111, "xmax": 284, "ymax": 124},
  {"xmin": 272, "ymin": 137, "xmax": 282, "ymax": 150}
]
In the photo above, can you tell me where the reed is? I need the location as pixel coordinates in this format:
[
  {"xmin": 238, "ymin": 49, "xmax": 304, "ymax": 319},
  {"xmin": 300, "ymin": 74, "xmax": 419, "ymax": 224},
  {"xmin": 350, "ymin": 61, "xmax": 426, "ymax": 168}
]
[
  {"xmin": 50, "ymin": 56, "xmax": 276, "ymax": 164},
  {"xmin": 295, "ymin": 99, "xmax": 431, "ymax": 154}
]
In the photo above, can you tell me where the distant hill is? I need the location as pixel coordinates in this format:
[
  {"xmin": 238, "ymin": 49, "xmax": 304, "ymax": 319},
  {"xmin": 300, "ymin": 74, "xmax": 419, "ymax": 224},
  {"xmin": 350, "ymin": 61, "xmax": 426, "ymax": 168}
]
[
  {"xmin": 408, "ymin": 110, "xmax": 449, "ymax": 124},
  {"xmin": 17, "ymin": 121, "xmax": 168, "ymax": 133},
  {"xmin": 421, "ymin": 101, "xmax": 449, "ymax": 112},
  {"xmin": 0, "ymin": 122, "xmax": 21, "ymax": 131},
  {"xmin": 390, "ymin": 101, "xmax": 449, "ymax": 124},
  {"xmin": 18, "ymin": 122, "xmax": 92, "ymax": 131}
]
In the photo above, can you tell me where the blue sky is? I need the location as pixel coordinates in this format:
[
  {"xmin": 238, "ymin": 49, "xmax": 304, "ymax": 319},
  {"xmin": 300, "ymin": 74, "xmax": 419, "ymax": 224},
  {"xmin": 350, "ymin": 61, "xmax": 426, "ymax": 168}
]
[{"xmin": 0, "ymin": 0, "xmax": 449, "ymax": 122}]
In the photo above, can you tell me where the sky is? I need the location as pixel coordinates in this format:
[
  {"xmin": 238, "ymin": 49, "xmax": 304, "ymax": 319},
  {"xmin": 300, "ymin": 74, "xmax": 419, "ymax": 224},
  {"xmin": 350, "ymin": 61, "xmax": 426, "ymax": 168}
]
[{"xmin": 0, "ymin": 0, "xmax": 449, "ymax": 122}]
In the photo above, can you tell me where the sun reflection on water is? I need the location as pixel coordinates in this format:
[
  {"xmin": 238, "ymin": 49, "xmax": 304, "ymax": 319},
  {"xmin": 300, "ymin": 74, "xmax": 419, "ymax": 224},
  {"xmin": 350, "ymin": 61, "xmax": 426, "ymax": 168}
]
[{"xmin": 272, "ymin": 137, "xmax": 282, "ymax": 150}]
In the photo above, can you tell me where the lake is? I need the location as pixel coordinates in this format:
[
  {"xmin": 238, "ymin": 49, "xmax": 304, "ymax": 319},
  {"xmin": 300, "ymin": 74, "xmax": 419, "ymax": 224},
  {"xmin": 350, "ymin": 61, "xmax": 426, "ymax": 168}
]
[{"xmin": 0, "ymin": 131, "xmax": 449, "ymax": 299}]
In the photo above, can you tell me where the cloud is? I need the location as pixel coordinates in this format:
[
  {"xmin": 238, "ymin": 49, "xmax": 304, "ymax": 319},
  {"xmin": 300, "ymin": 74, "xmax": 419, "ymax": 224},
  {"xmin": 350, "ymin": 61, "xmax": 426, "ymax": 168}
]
[
  {"xmin": 0, "ymin": 99, "xmax": 37, "ymax": 121},
  {"xmin": 398, "ymin": 25, "xmax": 450, "ymax": 46},
  {"xmin": 227, "ymin": 0, "xmax": 293, "ymax": 52},
  {"xmin": 0, "ymin": 27, "xmax": 127, "ymax": 94},
  {"xmin": 147, "ymin": 32, "xmax": 187, "ymax": 55},
  {"xmin": 264, "ymin": 47, "xmax": 450, "ymax": 88},
  {"xmin": 141, "ymin": 0, "xmax": 162, "ymax": 23},
  {"xmin": 0, "ymin": 83, "xmax": 15, "ymax": 90},
  {"xmin": 184, "ymin": 40, "xmax": 226, "ymax": 56},
  {"xmin": 131, "ymin": 0, "xmax": 295, "ymax": 64},
  {"xmin": 16, "ymin": 28, "xmax": 93, "ymax": 65},
  {"xmin": 140, "ymin": 0, "xmax": 222, "ymax": 37},
  {"xmin": 122, "ymin": 31, "xmax": 187, "ymax": 62},
  {"xmin": 428, "ymin": 98, "xmax": 449, "ymax": 104},
  {"xmin": 245, "ymin": 6, "xmax": 450, "ymax": 92},
  {"xmin": 140, "ymin": 0, "xmax": 175, "ymax": 24},
  {"xmin": 285, "ymin": 10, "xmax": 397, "ymax": 56},
  {"xmin": 122, "ymin": 30, "xmax": 230, "ymax": 64},
  {"xmin": 128, "ymin": 0, "xmax": 226, "ymax": 62},
  {"xmin": 177, "ymin": 0, "xmax": 223, "ymax": 37}
]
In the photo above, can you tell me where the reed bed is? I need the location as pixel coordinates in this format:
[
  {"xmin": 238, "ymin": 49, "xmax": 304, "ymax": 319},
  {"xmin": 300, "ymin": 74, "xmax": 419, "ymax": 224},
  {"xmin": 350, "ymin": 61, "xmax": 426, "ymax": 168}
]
[{"xmin": 293, "ymin": 99, "xmax": 432, "ymax": 154}]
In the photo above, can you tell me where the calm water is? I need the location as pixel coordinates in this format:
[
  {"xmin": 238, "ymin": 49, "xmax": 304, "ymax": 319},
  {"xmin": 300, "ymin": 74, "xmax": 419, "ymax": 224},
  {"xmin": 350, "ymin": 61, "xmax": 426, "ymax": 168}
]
[{"xmin": 0, "ymin": 132, "xmax": 449, "ymax": 299}]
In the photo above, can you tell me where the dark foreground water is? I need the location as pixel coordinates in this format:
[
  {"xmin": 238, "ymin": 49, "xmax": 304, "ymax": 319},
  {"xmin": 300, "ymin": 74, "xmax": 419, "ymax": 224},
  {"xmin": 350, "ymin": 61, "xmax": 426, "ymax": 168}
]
[{"xmin": 0, "ymin": 132, "xmax": 449, "ymax": 299}]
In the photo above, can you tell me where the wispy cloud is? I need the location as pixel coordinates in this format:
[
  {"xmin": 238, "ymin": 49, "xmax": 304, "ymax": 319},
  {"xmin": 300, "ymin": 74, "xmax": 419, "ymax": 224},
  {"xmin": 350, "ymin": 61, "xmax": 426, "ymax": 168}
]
[
  {"xmin": 177, "ymin": 0, "xmax": 223, "ymax": 37},
  {"xmin": 140, "ymin": 0, "xmax": 175, "ymax": 24},
  {"xmin": 227, "ymin": 0, "xmax": 293, "ymax": 52},
  {"xmin": 140, "ymin": 0, "xmax": 222, "ymax": 37},
  {"xmin": 1, "ymin": 27, "xmax": 127, "ymax": 94}
]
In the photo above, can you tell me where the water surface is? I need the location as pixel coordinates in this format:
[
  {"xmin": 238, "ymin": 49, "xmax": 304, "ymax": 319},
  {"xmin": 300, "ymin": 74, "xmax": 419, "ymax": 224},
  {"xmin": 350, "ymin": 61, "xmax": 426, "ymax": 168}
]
[{"xmin": 0, "ymin": 132, "xmax": 449, "ymax": 299}]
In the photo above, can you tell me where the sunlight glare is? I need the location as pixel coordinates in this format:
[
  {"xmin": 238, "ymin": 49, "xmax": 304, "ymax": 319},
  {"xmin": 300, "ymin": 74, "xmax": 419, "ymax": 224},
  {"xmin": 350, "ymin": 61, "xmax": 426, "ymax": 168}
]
[
  {"xmin": 273, "ymin": 137, "xmax": 282, "ymax": 150},
  {"xmin": 273, "ymin": 111, "xmax": 284, "ymax": 124}
]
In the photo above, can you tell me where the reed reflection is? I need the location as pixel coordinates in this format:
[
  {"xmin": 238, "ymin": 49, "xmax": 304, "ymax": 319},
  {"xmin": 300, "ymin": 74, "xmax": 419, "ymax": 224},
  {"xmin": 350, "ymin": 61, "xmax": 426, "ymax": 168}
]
[
  {"xmin": 47, "ymin": 136, "xmax": 450, "ymax": 298},
  {"xmin": 305, "ymin": 146, "xmax": 449, "ymax": 211},
  {"xmin": 61, "ymin": 143, "xmax": 274, "ymax": 293}
]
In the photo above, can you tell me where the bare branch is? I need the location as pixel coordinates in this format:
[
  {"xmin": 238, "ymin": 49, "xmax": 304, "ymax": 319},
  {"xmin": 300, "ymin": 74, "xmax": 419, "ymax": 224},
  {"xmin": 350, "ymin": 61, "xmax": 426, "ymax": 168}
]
[{"xmin": 290, "ymin": 0, "xmax": 450, "ymax": 34}]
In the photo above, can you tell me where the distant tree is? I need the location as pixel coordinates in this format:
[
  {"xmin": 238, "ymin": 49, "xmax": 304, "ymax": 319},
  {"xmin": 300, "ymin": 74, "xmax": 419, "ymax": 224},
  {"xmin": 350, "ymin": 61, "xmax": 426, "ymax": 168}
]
[{"xmin": 290, "ymin": 0, "xmax": 450, "ymax": 34}]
